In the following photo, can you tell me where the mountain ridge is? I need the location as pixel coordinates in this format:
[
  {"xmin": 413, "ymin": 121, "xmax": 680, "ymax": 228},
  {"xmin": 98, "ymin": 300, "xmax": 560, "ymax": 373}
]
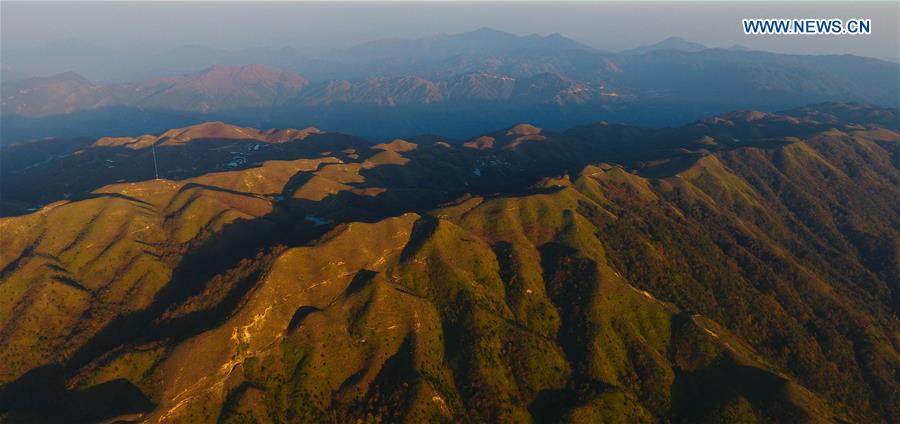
[
  {"xmin": 93, "ymin": 121, "xmax": 324, "ymax": 149},
  {"xmin": 1, "ymin": 103, "xmax": 897, "ymax": 422},
  {"xmin": 3, "ymin": 38, "xmax": 896, "ymax": 143}
]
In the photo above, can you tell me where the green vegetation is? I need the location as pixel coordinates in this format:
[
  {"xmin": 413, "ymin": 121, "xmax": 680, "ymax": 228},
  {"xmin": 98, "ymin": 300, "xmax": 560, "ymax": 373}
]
[{"xmin": 1, "ymin": 104, "xmax": 898, "ymax": 423}]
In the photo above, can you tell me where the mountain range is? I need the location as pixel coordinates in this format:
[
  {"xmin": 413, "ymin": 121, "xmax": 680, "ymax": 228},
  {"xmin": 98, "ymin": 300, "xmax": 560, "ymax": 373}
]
[
  {"xmin": 2, "ymin": 29, "xmax": 898, "ymax": 143},
  {"xmin": 0, "ymin": 102, "xmax": 898, "ymax": 422},
  {"xmin": 0, "ymin": 29, "xmax": 596, "ymax": 84}
]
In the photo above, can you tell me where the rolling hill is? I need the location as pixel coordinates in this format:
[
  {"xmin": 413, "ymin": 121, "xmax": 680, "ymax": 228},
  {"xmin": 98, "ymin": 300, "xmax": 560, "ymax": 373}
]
[{"xmin": 0, "ymin": 103, "xmax": 897, "ymax": 422}]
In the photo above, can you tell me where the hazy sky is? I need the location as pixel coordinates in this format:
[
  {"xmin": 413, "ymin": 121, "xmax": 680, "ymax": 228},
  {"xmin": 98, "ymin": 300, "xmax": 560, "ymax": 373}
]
[{"xmin": 3, "ymin": 1, "xmax": 899, "ymax": 61}]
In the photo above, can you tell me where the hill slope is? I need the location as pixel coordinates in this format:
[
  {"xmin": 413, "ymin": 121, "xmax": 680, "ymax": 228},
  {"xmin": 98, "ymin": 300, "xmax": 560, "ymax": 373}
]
[{"xmin": 0, "ymin": 103, "xmax": 898, "ymax": 422}]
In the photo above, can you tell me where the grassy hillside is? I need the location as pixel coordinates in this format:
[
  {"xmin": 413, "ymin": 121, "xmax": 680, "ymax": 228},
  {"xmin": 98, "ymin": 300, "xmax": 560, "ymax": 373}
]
[{"xmin": 1, "ymin": 103, "xmax": 897, "ymax": 422}]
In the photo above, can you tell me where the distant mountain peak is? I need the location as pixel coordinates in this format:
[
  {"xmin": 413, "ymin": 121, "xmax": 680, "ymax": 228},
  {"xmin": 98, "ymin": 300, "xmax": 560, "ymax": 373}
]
[
  {"xmin": 341, "ymin": 27, "xmax": 593, "ymax": 62},
  {"xmin": 625, "ymin": 36, "xmax": 707, "ymax": 54},
  {"xmin": 506, "ymin": 123, "xmax": 542, "ymax": 136},
  {"xmin": 660, "ymin": 36, "xmax": 689, "ymax": 43},
  {"xmin": 470, "ymin": 27, "xmax": 511, "ymax": 36}
]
